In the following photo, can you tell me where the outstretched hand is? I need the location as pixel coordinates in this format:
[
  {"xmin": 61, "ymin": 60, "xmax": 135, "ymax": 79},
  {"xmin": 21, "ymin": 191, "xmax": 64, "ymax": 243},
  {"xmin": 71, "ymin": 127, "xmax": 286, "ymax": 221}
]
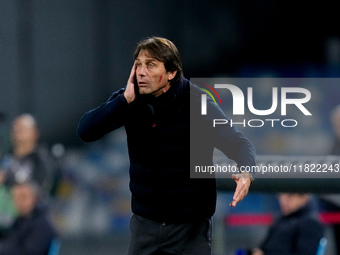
[
  {"xmin": 229, "ymin": 172, "xmax": 252, "ymax": 207},
  {"xmin": 124, "ymin": 62, "xmax": 137, "ymax": 104}
]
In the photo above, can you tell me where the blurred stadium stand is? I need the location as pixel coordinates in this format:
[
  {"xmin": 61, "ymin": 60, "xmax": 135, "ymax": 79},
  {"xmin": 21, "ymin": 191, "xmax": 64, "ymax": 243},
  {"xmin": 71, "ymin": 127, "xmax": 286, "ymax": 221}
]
[{"xmin": 1, "ymin": 1, "xmax": 340, "ymax": 254}]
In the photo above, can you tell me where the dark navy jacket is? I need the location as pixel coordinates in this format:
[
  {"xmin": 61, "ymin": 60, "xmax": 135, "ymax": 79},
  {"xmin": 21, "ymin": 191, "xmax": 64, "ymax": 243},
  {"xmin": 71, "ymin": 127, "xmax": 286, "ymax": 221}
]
[
  {"xmin": 259, "ymin": 202, "xmax": 324, "ymax": 255},
  {"xmin": 0, "ymin": 206, "xmax": 57, "ymax": 255},
  {"xmin": 77, "ymin": 78, "xmax": 256, "ymax": 222}
]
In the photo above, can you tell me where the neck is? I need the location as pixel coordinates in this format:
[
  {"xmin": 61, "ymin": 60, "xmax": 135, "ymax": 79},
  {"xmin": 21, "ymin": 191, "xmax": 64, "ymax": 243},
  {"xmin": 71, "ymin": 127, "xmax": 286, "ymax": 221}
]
[
  {"xmin": 14, "ymin": 142, "xmax": 36, "ymax": 158},
  {"xmin": 153, "ymin": 83, "xmax": 171, "ymax": 97}
]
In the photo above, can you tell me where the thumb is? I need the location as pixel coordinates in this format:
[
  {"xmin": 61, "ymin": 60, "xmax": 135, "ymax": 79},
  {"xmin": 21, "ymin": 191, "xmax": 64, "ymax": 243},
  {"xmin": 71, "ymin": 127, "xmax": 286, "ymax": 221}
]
[{"xmin": 232, "ymin": 173, "xmax": 241, "ymax": 181}]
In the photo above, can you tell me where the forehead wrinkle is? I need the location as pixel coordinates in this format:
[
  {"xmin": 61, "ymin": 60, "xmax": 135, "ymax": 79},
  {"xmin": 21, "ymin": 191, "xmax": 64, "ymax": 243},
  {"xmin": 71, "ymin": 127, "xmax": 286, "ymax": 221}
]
[{"xmin": 137, "ymin": 49, "xmax": 162, "ymax": 62}]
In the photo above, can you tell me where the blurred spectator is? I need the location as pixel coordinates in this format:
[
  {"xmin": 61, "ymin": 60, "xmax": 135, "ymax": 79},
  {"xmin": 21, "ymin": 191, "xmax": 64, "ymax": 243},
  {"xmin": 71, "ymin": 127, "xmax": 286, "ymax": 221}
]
[
  {"xmin": 318, "ymin": 104, "xmax": 340, "ymax": 255},
  {"xmin": 249, "ymin": 193, "xmax": 324, "ymax": 255},
  {"xmin": 330, "ymin": 105, "xmax": 340, "ymax": 155},
  {"xmin": 0, "ymin": 181, "xmax": 57, "ymax": 255},
  {"xmin": 0, "ymin": 114, "xmax": 59, "ymax": 198},
  {"xmin": 0, "ymin": 112, "xmax": 10, "ymax": 160}
]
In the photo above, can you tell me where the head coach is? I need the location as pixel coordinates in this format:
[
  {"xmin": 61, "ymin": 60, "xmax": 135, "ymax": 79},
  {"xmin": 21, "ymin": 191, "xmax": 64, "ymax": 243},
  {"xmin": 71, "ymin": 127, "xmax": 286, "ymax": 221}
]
[{"xmin": 77, "ymin": 36, "xmax": 256, "ymax": 255}]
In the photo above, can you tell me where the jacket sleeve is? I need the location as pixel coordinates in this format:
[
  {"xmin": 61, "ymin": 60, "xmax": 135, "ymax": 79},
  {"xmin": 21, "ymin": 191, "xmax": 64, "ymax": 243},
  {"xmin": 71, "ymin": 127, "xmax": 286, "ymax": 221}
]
[
  {"xmin": 77, "ymin": 88, "xmax": 129, "ymax": 142},
  {"xmin": 207, "ymin": 96, "xmax": 256, "ymax": 171}
]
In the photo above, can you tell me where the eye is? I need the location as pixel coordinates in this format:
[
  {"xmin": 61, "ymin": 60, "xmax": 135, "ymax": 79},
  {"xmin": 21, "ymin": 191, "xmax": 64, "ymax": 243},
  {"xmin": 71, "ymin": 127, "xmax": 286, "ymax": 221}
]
[
  {"xmin": 136, "ymin": 62, "xmax": 142, "ymax": 67},
  {"xmin": 148, "ymin": 63, "xmax": 154, "ymax": 68}
]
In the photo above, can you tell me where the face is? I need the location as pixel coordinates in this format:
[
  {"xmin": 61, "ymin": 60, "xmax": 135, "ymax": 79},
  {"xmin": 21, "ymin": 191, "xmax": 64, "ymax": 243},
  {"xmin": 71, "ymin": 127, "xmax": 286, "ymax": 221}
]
[
  {"xmin": 278, "ymin": 193, "xmax": 309, "ymax": 216},
  {"xmin": 12, "ymin": 184, "xmax": 37, "ymax": 216},
  {"xmin": 11, "ymin": 117, "xmax": 38, "ymax": 145},
  {"xmin": 332, "ymin": 112, "xmax": 340, "ymax": 140},
  {"xmin": 135, "ymin": 50, "xmax": 177, "ymax": 97}
]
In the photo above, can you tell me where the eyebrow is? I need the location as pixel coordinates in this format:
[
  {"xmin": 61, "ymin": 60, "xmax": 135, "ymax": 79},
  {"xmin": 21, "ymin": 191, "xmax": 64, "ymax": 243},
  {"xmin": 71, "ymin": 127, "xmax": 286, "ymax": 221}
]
[{"xmin": 136, "ymin": 58, "xmax": 158, "ymax": 62}]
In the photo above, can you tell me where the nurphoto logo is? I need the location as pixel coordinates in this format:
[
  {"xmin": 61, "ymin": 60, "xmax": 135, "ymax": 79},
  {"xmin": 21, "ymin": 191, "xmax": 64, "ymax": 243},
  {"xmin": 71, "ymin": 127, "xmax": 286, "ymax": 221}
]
[{"xmin": 198, "ymin": 80, "xmax": 312, "ymax": 128}]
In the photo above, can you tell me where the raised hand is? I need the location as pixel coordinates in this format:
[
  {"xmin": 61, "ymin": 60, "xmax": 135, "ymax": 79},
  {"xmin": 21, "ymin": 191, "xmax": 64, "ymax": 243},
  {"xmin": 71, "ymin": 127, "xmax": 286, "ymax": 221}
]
[{"xmin": 124, "ymin": 62, "xmax": 137, "ymax": 104}]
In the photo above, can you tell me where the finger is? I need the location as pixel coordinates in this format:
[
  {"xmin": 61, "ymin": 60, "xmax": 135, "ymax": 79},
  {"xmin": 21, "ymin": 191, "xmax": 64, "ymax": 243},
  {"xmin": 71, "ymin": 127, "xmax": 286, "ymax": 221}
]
[
  {"xmin": 232, "ymin": 174, "xmax": 243, "ymax": 199},
  {"xmin": 235, "ymin": 185, "xmax": 249, "ymax": 202},
  {"xmin": 231, "ymin": 173, "xmax": 238, "ymax": 180},
  {"xmin": 230, "ymin": 189, "xmax": 240, "ymax": 207},
  {"xmin": 230, "ymin": 193, "xmax": 245, "ymax": 207},
  {"xmin": 230, "ymin": 174, "xmax": 240, "ymax": 206},
  {"xmin": 129, "ymin": 62, "xmax": 137, "ymax": 82},
  {"xmin": 233, "ymin": 188, "xmax": 242, "ymax": 204},
  {"xmin": 230, "ymin": 195, "xmax": 242, "ymax": 207},
  {"xmin": 235, "ymin": 189, "xmax": 246, "ymax": 203},
  {"xmin": 231, "ymin": 182, "xmax": 249, "ymax": 207},
  {"xmin": 124, "ymin": 62, "xmax": 137, "ymax": 103},
  {"xmin": 131, "ymin": 61, "xmax": 137, "ymax": 72}
]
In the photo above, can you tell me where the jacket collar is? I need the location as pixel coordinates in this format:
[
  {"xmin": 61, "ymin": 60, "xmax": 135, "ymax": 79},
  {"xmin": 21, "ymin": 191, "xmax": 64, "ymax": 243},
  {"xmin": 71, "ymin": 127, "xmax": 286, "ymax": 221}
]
[{"xmin": 135, "ymin": 78, "xmax": 188, "ymax": 106}]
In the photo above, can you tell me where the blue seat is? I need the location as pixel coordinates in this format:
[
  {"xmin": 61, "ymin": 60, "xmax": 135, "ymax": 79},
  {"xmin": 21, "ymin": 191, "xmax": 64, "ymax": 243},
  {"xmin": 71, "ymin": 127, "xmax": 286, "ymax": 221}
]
[
  {"xmin": 48, "ymin": 238, "xmax": 61, "ymax": 255},
  {"xmin": 316, "ymin": 237, "xmax": 327, "ymax": 255}
]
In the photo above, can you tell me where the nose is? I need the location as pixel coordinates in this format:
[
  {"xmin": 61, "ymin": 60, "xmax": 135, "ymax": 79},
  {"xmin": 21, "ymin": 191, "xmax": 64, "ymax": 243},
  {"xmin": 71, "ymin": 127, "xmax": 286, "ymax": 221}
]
[{"xmin": 136, "ymin": 64, "xmax": 146, "ymax": 77}]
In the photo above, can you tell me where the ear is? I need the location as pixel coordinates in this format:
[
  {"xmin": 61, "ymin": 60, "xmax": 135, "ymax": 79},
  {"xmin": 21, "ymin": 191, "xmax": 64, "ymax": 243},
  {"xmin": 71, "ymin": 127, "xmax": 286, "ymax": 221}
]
[{"xmin": 167, "ymin": 70, "xmax": 177, "ymax": 81}]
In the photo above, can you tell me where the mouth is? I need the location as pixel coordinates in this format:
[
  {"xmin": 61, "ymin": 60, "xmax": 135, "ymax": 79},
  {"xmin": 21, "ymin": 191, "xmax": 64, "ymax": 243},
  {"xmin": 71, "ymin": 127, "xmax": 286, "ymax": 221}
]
[{"xmin": 138, "ymin": 81, "xmax": 148, "ymax": 87}]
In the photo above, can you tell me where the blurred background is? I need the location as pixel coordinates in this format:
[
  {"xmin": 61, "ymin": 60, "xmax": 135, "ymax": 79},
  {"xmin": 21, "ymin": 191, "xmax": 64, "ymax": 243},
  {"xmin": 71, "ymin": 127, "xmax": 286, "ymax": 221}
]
[{"xmin": 1, "ymin": 1, "xmax": 340, "ymax": 254}]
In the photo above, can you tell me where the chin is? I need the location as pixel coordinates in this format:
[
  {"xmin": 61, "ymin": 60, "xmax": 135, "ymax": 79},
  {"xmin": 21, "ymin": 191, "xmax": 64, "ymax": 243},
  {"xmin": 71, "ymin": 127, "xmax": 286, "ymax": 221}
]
[{"xmin": 138, "ymin": 88, "xmax": 152, "ymax": 95}]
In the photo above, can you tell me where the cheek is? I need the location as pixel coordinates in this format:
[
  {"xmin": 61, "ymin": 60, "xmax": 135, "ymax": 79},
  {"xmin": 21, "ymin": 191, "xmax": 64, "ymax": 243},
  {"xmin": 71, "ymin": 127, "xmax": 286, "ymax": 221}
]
[{"xmin": 158, "ymin": 75, "xmax": 163, "ymax": 83}]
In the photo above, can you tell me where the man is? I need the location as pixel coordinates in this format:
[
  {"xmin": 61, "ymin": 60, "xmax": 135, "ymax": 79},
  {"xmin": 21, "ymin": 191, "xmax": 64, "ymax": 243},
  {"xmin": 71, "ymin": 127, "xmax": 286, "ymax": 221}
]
[
  {"xmin": 330, "ymin": 105, "xmax": 340, "ymax": 155},
  {"xmin": 0, "ymin": 112, "xmax": 10, "ymax": 159},
  {"xmin": 0, "ymin": 181, "xmax": 57, "ymax": 255},
  {"xmin": 77, "ymin": 37, "xmax": 256, "ymax": 255},
  {"xmin": 318, "ymin": 104, "xmax": 340, "ymax": 255},
  {"xmin": 0, "ymin": 114, "xmax": 58, "ymax": 197},
  {"xmin": 251, "ymin": 193, "xmax": 324, "ymax": 255}
]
